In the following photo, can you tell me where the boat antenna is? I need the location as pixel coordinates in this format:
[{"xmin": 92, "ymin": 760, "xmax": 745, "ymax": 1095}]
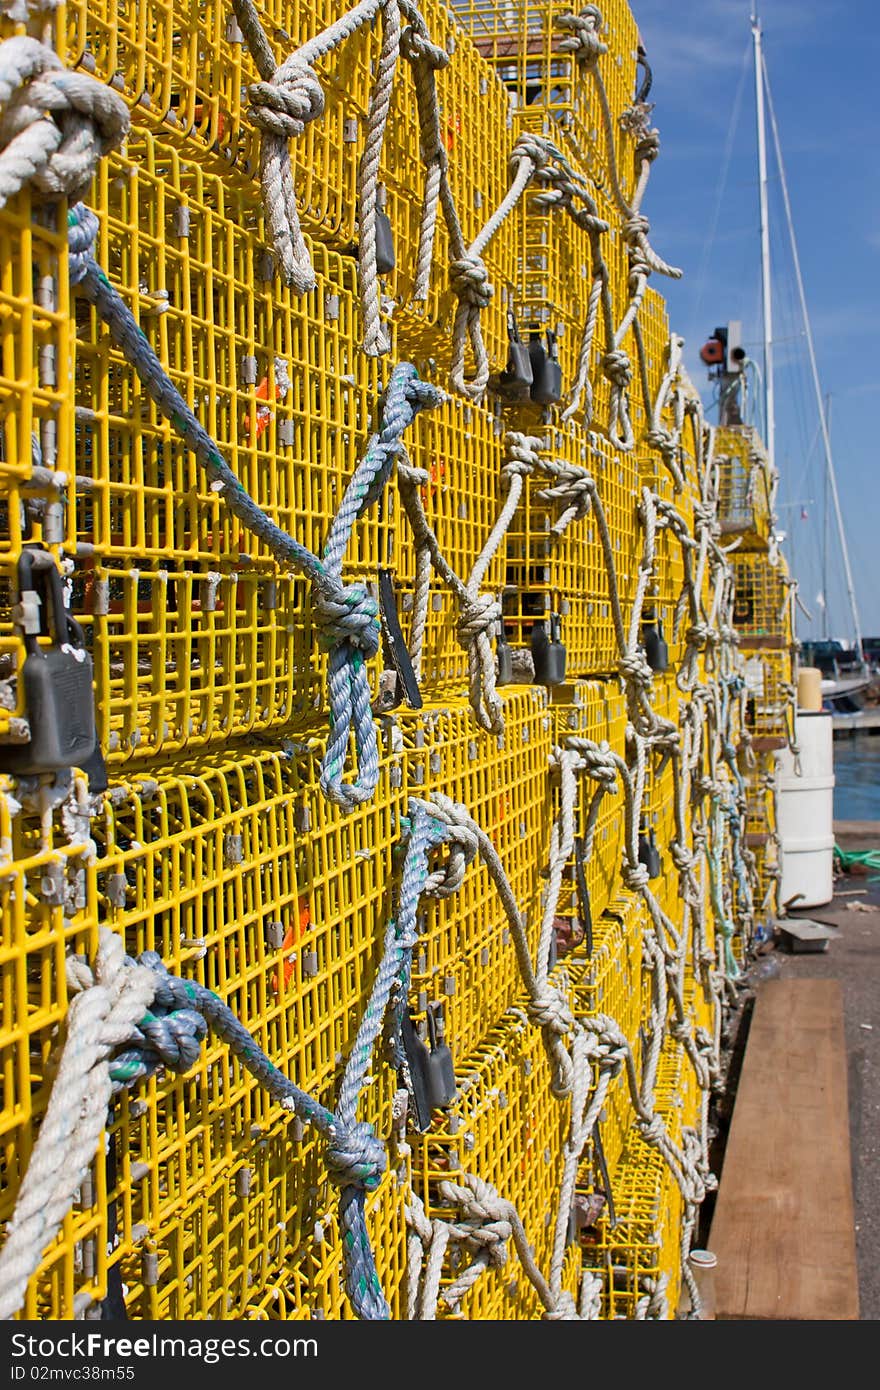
[{"xmin": 761, "ymin": 48, "xmax": 865, "ymax": 663}]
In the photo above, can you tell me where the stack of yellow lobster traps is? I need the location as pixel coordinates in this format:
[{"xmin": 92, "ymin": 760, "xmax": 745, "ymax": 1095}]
[{"xmin": 0, "ymin": 0, "xmax": 795, "ymax": 1322}]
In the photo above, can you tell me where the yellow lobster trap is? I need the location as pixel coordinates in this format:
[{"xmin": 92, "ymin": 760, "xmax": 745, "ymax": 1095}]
[
  {"xmin": 450, "ymin": 0, "xmax": 641, "ymax": 189},
  {"xmin": 1, "ymin": 738, "xmax": 409, "ymax": 1318},
  {"xmin": 713, "ymin": 423, "xmax": 777, "ymax": 546}
]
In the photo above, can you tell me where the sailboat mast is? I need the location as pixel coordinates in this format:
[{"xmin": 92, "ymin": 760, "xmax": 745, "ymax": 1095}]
[
  {"xmin": 752, "ymin": 13, "xmax": 775, "ymax": 474},
  {"xmin": 823, "ymin": 394, "xmax": 831, "ymax": 641},
  {"xmin": 761, "ymin": 52, "xmax": 865, "ymax": 663}
]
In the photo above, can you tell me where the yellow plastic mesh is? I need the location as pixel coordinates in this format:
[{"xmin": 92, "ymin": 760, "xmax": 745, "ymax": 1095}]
[
  {"xmin": 396, "ymin": 396, "xmax": 510, "ymax": 694},
  {"xmin": 742, "ymin": 647, "xmax": 796, "ymax": 745},
  {"xmin": 713, "ymin": 423, "xmax": 775, "ymax": 545},
  {"xmin": 0, "ymin": 191, "xmax": 73, "ymax": 739},
  {"xmin": 504, "ymin": 426, "xmax": 640, "ymax": 677},
  {"xmin": 242, "ymin": 1161, "xmax": 411, "ymax": 1320},
  {"xmin": 579, "ymin": 1034, "xmax": 701, "ymax": 1319},
  {"xmin": 567, "ymin": 891, "xmax": 648, "ymax": 1181},
  {"xmin": 448, "ymin": 0, "xmax": 640, "ymax": 187},
  {"xmin": 396, "ymin": 688, "xmax": 553, "ymax": 1059},
  {"xmin": 1, "ymin": 740, "xmax": 407, "ymax": 1318},
  {"xmin": 0, "ymin": 0, "xmax": 791, "ymax": 1325},
  {"xmin": 731, "ymin": 551, "xmax": 792, "ymax": 646},
  {"xmin": 551, "ymin": 678, "xmax": 628, "ymax": 924},
  {"xmin": 60, "ymin": 0, "xmax": 516, "ymax": 375}
]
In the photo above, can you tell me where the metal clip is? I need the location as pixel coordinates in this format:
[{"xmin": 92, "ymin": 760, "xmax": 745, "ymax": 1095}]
[
  {"xmin": 378, "ymin": 569, "xmax": 422, "ymax": 709},
  {"xmin": 574, "ymin": 835, "xmax": 593, "ymax": 957}
]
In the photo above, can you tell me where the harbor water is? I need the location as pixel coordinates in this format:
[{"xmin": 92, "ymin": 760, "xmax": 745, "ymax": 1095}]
[{"xmin": 833, "ymin": 735, "xmax": 880, "ymax": 820}]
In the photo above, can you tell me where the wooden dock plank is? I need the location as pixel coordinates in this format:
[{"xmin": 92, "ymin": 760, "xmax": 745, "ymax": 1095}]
[{"xmin": 710, "ymin": 979, "xmax": 859, "ymax": 1319}]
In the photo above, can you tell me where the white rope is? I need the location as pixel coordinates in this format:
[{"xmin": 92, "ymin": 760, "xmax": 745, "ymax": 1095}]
[
  {"xmin": 449, "ymin": 133, "xmax": 552, "ymax": 399},
  {"xmin": 233, "ymin": 0, "xmax": 427, "ymax": 355},
  {"xmin": 399, "ymin": 432, "xmax": 537, "ymax": 734},
  {"xmin": 0, "ymin": 930, "xmax": 155, "ymax": 1320},
  {"xmin": 553, "ymin": 11, "xmax": 681, "ymax": 450},
  {"xmin": 355, "ymin": 0, "xmax": 401, "ymax": 355},
  {"xmin": 0, "ymin": 36, "xmax": 129, "ymax": 211}
]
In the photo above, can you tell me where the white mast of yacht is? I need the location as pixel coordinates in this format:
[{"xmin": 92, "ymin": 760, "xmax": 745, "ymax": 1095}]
[
  {"xmin": 753, "ymin": 12, "xmax": 864, "ymax": 662},
  {"xmin": 752, "ymin": 13, "xmax": 774, "ymax": 476}
]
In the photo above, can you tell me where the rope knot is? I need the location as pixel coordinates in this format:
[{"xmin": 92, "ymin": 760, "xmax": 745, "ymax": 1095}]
[
  {"xmin": 449, "ymin": 253, "xmax": 493, "ymax": 309},
  {"xmin": 0, "ymin": 37, "xmax": 130, "ymax": 209},
  {"xmin": 98, "ymin": 949, "xmax": 208, "ymax": 1090},
  {"xmin": 624, "ymin": 212, "xmax": 651, "ymax": 244},
  {"xmin": 639, "ymin": 1114, "xmax": 666, "ymax": 1145},
  {"xmin": 246, "ymin": 59, "xmax": 325, "ymax": 140},
  {"xmin": 456, "ymin": 591, "xmax": 501, "ymax": 646},
  {"xmin": 526, "ymin": 990, "xmax": 574, "ymax": 1037},
  {"xmin": 312, "ymin": 582, "xmax": 380, "ymax": 656},
  {"xmin": 424, "ymin": 820, "xmax": 479, "ymax": 898},
  {"xmin": 602, "ymin": 348, "xmax": 632, "ymax": 389},
  {"xmin": 622, "ymin": 861, "xmax": 649, "ymax": 892},
  {"xmin": 635, "ymin": 128, "xmax": 661, "ymax": 164},
  {"xmin": 544, "ymin": 1291, "xmax": 579, "ymax": 1320},
  {"xmin": 618, "ymin": 650, "xmax": 653, "ymax": 691},
  {"xmin": 554, "ymin": 8, "xmax": 608, "ymax": 68},
  {"xmin": 645, "ymin": 425, "xmax": 675, "ymax": 460},
  {"xmin": 502, "ymin": 431, "xmax": 542, "ymax": 480},
  {"xmin": 123, "ymin": 1008, "xmax": 207, "ymax": 1076},
  {"xmin": 67, "ymin": 200, "xmax": 99, "ymax": 284},
  {"xmin": 400, "ymin": 25, "xmax": 449, "ymax": 71},
  {"xmin": 327, "ymin": 1120, "xmax": 386, "ymax": 1192},
  {"xmin": 440, "ymin": 1173, "xmax": 509, "ymax": 1227},
  {"xmin": 669, "ymin": 840, "xmax": 694, "ymax": 872},
  {"xmin": 509, "ymin": 131, "xmax": 553, "ymax": 176},
  {"xmin": 536, "ymin": 463, "xmax": 595, "ymax": 532},
  {"xmin": 685, "ymin": 621, "xmax": 713, "ymax": 652}
]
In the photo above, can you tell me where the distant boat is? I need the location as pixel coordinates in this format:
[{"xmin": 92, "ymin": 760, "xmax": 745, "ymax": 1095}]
[{"xmin": 821, "ymin": 674, "xmax": 871, "ymax": 712}]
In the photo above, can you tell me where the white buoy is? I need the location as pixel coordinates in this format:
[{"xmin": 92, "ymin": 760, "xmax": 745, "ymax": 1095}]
[{"xmin": 776, "ymin": 711, "xmax": 835, "ymax": 908}]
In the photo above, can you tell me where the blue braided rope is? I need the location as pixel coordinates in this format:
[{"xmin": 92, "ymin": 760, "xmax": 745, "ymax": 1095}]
[
  {"xmin": 110, "ymin": 955, "xmax": 337, "ymax": 1135},
  {"xmin": 107, "ymin": 804, "xmax": 451, "ymax": 1318},
  {"xmin": 67, "ymin": 202, "xmax": 442, "ymax": 810},
  {"xmin": 331, "ymin": 802, "xmax": 450, "ymax": 1319}
]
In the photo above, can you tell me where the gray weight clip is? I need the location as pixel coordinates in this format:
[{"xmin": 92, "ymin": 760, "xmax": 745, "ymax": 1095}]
[{"xmin": 0, "ymin": 548, "xmax": 96, "ymax": 776}]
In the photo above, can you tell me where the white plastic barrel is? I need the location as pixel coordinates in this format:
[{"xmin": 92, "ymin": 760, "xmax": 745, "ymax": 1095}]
[{"xmin": 775, "ymin": 711, "xmax": 835, "ymax": 908}]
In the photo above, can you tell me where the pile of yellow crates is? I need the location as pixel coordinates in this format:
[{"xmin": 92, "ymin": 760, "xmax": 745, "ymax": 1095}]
[
  {"xmin": 718, "ymin": 427, "xmax": 795, "ymax": 934},
  {"xmin": 0, "ymin": 0, "xmax": 793, "ymax": 1321}
]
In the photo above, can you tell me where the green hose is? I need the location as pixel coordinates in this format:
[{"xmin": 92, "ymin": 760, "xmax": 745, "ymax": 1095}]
[{"xmin": 834, "ymin": 845, "xmax": 880, "ymax": 871}]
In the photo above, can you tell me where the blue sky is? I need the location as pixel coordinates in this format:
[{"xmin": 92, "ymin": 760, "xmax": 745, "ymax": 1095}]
[{"xmin": 631, "ymin": 0, "xmax": 880, "ymax": 642}]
